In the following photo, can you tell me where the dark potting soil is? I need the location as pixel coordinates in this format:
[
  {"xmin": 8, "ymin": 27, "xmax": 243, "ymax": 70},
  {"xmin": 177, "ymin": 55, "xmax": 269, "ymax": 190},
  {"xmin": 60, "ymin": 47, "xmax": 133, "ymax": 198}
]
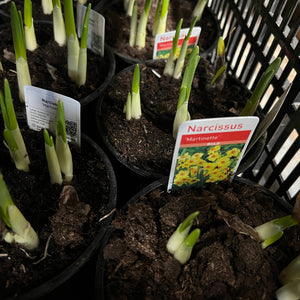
[
  {"xmin": 102, "ymin": 179, "xmax": 300, "ymax": 299},
  {"xmin": 98, "ymin": 0, "xmax": 218, "ymax": 61},
  {"xmin": 0, "ymin": 127, "xmax": 114, "ymax": 299},
  {"xmin": 98, "ymin": 59, "xmax": 250, "ymax": 177},
  {"xmin": 0, "ymin": 20, "xmax": 112, "ymax": 118}
]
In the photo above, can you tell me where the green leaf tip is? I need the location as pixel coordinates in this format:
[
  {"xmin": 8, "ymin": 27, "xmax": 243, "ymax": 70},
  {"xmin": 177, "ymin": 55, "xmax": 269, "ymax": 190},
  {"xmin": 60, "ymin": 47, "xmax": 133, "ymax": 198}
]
[
  {"xmin": 11, "ymin": 1, "xmax": 27, "ymax": 60},
  {"xmin": 187, "ymin": 16, "xmax": 198, "ymax": 40},
  {"xmin": 211, "ymin": 64, "xmax": 227, "ymax": 85},
  {"xmin": 64, "ymin": 0, "xmax": 77, "ymax": 38},
  {"xmin": 261, "ymin": 230, "xmax": 283, "ymax": 249},
  {"xmin": 132, "ymin": 64, "xmax": 140, "ymax": 94},
  {"xmin": 217, "ymin": 36, "xmax": 225, "ymax": 57},
  {"xmin": 80, "ymin": 3, "xmax": 91, "ymax": 49},
  {"xmin": 24, "ymin": 0, "xmax": 33, "ymax": 27},
  {"xmin": 55, "ymin": 100, "xmax": 67, "ymax": 143},
  {"xmin": 43, "ymin": 129, "xmax": 54, "ymax": 147},
  {"xmin": 0, "ymin": 79, "xmax": 17, "ymax": 131},
  {"xmin": 184, "ymin": 228, "xmax": 201, "ymax": 247},
  {"xmin": 240, "ymin": 57, "xmax": 281, "ymax": 116},
  {"xmin": 173, "ymin": 18, "xmax": 183, "ymax": 52},
  {"xmin": 160, "ymin": 0, "xmax": 169, "ymax": 18},
  {"xmin": 179, "ymin": 211, "xmax": 199, "ymax": 233}
]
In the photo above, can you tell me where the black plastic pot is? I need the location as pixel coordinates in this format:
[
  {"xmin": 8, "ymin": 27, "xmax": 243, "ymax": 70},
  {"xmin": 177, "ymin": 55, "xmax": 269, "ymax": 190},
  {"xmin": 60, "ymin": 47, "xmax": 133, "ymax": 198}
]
[
  {"xmin": 95, "ymin": 176, "xmax": 296, "ymax": 299},
  {"xmin": 96, "ymin": 0, "xmax": 220, "ymax": 70},
  {"xmin": 0, "ymin": 21, "xmax": 115, "ymax": 120},
  {"xmin": 96, "ymin": 59, "xmax": 267, "ymax": 180},
  {"xmin": 3, "ymin": 133, "xmax": 117, "ymax": 300}
]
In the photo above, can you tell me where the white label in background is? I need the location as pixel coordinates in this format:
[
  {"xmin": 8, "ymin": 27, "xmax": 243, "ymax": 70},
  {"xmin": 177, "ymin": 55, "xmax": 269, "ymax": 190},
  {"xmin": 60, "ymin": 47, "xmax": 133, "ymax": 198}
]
[
  {"xmin": 24, "ymin": 86, "xmax": 81, "ymax": 146},
  {"xmin": 77, "ymin": 4, "xmax": 105, "ymax": 56},
  {"xmin": 153, "ymin": 27, "xmax": 201, "ymax": 59}
]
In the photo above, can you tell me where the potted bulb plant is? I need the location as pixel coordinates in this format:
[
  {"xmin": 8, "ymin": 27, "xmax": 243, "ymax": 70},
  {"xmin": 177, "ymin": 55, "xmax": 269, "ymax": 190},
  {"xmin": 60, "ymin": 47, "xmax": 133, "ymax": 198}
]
[
  {"xmin": 0, "ymin": 78, "xmax": 117, "ymax": 299},
  {"xmin": 0, "ymin": 1, "xmax": 115, "ymax": 124},
  {"xmin": 95, "ymin": 28, "xmax": 283, "ymax": 180},
  {"xmin": 95, "ymin": 176, "xmax": 300, "ymax": 299},
  {"xmin": 95, "ymin": 0, "xmax": 220, "ymax": 67}
]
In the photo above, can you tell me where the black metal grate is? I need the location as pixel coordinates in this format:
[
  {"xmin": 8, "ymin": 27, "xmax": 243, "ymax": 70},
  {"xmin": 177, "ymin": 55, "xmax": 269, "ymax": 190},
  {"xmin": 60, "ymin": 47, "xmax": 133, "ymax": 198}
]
[{"xmin": 208, "ymin": 0, "xmax": 300, "ymax": 206}]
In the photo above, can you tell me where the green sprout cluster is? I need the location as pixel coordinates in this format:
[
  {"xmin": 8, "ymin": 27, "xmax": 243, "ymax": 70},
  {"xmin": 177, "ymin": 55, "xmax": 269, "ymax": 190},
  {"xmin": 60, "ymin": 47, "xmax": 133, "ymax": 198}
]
[
  {"xmin": 172, "ymin": 17, "xmax": 198, "ymax": 80},
  {"xmin": 0, "ymin": 79, "xmax": 30, "ymax": 172},
  {"xmin": 254, "ymin": 214, "xmax": 298, "ymax": 249},
  {"xmin": 130, "ymin": 0, "xmax": 152, "ymax": 50},
  {"xmin": 10, "ymin": 1, "xmax": 32, "ymax": 103},
  {"xmin": 0, "ymin": 172, "xmax": 39, "ymax": 250},
  {"xmin": 163, "ymin": 16, "xmax": 198, "ymax": 79},
  {"xmin": 64, "ymin": 0, "xmax": 92, "ymax": 86},
  {"xmin": 152, "ymin": 0, "xmax": 170, "ymax": 36},
  {"xmin": 24, "ymin": 0, "xmax": 38, "ymax": 51},
  {"xmin": 173, "ymin": 45, "xmax": 200, "ymax": 138},
  {"xmin": 44, "ymin": 100, "xmax": 73, "ymax": 185},
  {"xmin": 167, "ymin": 211, "xmax": 200, "ymax": 264},
  {"xmin": 124, "ymin": 64, "xmax": 142, "ymax": 120}
]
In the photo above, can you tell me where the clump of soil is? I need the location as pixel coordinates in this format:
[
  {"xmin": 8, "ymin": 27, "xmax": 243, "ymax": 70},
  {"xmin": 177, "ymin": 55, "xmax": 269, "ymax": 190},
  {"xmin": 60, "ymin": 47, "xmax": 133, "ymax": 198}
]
[
  {"xmin": 97, "ymin": 59, "xmax": 252, "ymax": 177},
  {"xmin": 0, "ymin": 127, "xmax": 115, "ymax": 299},
  {"xmin": 100, "ymin": 178, "xmax": 300, "ymax": 299},
  {"xmin": 98, "ymin": 0, "xmax": 219, "ymax": 61}
]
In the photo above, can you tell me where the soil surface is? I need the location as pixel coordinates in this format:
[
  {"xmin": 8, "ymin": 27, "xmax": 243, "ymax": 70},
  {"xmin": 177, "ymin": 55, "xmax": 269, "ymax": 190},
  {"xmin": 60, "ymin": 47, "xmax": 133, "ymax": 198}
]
[
  {"xmin": 0, "ymin": 127, "xmax": 115, "ymax": 299},
  {"xmin": 0, "ymin": 19, "xmax": 113, "ymax": 119},
  {"xmin": 97, "ymin": 59, "xmax": 253, "ymax": 178},
  {"xmin": 101, "ymin": 178, "xmax": 300, "ymax": 299},
  {"xmin": 98, "ymin": 0, "xmax": 219, "ymax": 61}
]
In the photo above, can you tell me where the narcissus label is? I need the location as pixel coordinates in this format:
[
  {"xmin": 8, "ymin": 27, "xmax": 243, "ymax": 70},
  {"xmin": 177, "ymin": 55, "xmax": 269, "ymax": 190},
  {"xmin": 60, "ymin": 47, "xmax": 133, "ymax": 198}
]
[
  {"xmin": 153, "ymin": 27, "xmax": 201, "ymax": 59},
  {"xmin": 167, "ymin": 117, "xmax": 259, "ymax": 191},
  {"xmin": 24, "ymin": 86, "xmax": 81, "ymax": 146}
]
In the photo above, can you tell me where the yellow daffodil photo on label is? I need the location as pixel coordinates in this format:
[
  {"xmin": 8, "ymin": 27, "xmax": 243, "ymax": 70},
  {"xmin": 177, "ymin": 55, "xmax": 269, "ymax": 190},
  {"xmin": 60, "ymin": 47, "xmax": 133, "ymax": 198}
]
[{"xmin": 172, "ymin": 143, "xmax": 243, "ymax": 190}]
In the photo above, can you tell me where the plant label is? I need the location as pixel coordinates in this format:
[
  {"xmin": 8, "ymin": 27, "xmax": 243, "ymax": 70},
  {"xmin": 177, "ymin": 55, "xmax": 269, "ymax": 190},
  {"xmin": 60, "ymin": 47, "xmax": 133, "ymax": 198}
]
[
  {"xmin": 153, "ymin": 27, "xmax": 201, "ymax": 60},
  {"xmin": 24, "ymin": 86, "xmax": 81, "ymax": 146},
  {"xmin": 76, "ymin": 4, "xmax": 105, "ymax": 57},
  {"xmin": 167, "ymin": 116, "xmax": 259, "ymax": 191}
]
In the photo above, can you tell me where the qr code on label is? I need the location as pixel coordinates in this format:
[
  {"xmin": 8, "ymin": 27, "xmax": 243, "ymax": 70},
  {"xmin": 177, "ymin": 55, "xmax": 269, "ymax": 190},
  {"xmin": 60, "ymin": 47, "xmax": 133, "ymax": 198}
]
[
  {"xmin": 65, "ymin": 120, "xmax": 77, "ymax": 137},
  {"xmin": 91, "ymin": 32, "xmax": 102, "ymax": 55}
]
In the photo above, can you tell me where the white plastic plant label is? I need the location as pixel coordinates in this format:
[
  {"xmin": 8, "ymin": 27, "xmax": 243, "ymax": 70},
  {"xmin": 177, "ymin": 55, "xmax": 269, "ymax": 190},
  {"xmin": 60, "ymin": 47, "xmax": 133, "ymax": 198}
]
[
  {"xmin": 153, "ymin": 27, "xmax": 201, "ymax": 59},
  {"xmin": 167, "ymin": 116, "xmax": 259, "ymax": 191},
  {"xmin": 76, "ymin": 4, "xmax": 105, "ymax": 56},
  {"xmin": 24, "ymin": 86, "xmax": 81, "ymax": 146}
]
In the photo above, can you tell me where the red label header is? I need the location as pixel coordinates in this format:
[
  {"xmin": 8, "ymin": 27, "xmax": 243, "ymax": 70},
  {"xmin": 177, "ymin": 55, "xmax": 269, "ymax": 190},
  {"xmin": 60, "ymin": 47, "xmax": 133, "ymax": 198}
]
[{"xmin": 180, "ymin": 130, "xmax": 251, "ymax": 147}]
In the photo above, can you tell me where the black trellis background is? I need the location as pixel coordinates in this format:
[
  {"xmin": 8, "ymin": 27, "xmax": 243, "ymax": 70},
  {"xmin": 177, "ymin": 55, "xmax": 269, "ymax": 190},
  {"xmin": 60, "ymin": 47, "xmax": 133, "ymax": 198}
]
[{"xmin": 209, "ymin": 0, "xmax": 299, "ymax": 207}]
